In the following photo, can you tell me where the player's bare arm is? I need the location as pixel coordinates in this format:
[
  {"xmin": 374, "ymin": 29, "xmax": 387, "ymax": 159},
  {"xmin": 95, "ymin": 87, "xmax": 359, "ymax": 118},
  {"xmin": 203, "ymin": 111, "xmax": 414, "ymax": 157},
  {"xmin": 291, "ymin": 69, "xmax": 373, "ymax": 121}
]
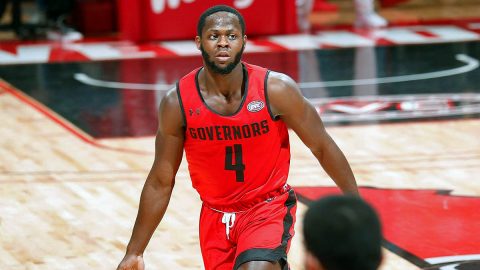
[
  {"xmin": 266, "ymin": 72, "xmax": 359, "ymax": 195},
  {"xmin": 117, "ymin": 88, "xmax": 185, "ymax": 270}
]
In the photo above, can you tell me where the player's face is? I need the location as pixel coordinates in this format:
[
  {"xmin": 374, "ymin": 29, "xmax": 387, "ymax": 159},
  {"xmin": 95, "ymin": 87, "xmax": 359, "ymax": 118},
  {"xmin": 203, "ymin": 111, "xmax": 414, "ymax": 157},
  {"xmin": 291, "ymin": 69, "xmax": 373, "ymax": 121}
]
[{"xmin": 196, "ymin": 12, "xmax": 246, "ymax": 74}]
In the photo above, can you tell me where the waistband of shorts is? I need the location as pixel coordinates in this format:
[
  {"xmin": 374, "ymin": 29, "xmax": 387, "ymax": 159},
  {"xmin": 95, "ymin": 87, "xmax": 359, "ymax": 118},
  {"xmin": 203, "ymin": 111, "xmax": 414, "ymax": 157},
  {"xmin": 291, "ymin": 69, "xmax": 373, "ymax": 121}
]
[{"xmin": 203, "ymin": 184, "xmax": 292, "ymax": 213}]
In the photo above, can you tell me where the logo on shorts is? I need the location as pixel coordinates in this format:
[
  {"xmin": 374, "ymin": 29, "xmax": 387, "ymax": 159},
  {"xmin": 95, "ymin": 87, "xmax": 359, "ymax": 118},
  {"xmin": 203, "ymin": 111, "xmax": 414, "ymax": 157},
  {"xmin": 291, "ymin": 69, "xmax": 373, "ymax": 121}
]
[{"xmin": 247, "ymin": 100, "xmax": 264, "ymax": 112}]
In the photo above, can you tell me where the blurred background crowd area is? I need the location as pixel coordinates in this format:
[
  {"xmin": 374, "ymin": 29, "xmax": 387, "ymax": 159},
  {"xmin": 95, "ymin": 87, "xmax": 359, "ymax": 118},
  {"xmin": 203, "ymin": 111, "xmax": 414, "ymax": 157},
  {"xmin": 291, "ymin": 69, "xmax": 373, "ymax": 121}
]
[
  {"xmin": 0, "ymin": 0, "xmax": 479, "ymax": 42},
  {"xmin": 309, "ymin": 0, "xmax": 480, "ymax": 27}
]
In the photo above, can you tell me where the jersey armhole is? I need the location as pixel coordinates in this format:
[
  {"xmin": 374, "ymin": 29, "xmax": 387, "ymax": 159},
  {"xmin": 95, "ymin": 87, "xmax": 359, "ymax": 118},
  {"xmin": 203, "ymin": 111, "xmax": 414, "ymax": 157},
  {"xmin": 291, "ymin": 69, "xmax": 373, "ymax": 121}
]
[
  {"xmin": 264, "ymin": 70, "xmax": 280, "ymax": 121},
  {"xmin": 176, "ymin": 81, "xmax": 187, "ymax": 127}
]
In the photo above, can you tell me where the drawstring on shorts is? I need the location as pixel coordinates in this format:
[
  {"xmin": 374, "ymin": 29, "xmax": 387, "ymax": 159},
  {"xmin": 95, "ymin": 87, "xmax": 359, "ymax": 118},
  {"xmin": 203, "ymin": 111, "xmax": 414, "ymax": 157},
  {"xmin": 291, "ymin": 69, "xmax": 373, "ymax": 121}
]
[
  {"xmin": 206, "ymin": 184, "xmax": 290, "ymax": 240},
  {"xmin": 221, "ymin": 212, "xmax": 236, "ymax": 240},
  {"xmin": 209, "ymin": 207, "xmax": 242, "ymax": 240}
]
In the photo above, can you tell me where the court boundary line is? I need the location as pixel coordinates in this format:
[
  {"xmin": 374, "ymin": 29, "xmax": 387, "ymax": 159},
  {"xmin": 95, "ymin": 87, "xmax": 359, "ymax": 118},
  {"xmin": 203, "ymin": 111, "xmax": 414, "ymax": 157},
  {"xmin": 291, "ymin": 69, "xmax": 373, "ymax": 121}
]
[
  {"xmin": 72, "ymin": 54, "xmax": 479, "ymax": 91},
  {"xmin": 0, "ymin": 80, "xmax": 153, "ymax": 155}
]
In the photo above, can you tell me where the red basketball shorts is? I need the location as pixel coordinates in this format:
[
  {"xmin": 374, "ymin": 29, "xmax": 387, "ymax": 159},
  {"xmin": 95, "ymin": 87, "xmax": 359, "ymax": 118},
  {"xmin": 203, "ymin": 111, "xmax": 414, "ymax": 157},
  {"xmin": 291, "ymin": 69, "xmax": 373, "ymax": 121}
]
[{"xmin": 199, "ymin": 188, "xmax": 297, "ymax": 270}]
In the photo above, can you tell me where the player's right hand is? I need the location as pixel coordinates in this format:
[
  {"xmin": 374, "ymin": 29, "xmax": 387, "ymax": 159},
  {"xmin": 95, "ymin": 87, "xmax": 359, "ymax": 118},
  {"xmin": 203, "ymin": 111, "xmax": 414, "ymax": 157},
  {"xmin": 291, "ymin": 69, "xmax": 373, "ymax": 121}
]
[{"xmin": 117, "ymin": 254, "xmax": 145, "ymax": 270}]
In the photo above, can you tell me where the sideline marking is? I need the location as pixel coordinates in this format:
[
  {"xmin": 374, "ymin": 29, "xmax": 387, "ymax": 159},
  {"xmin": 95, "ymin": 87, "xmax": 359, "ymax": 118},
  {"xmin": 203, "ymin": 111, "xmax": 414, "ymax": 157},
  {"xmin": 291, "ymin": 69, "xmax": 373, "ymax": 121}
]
[
  {"xmin": 426, "ymin": 254, "xmax": 480, "ymax": 264},
  {"xmin": 0, "ymin": 80, "xmax": 153, "ymax": 155},
  {"xmin": 302, "ymin": 54, "xmax": 478, "ymax": 88}
]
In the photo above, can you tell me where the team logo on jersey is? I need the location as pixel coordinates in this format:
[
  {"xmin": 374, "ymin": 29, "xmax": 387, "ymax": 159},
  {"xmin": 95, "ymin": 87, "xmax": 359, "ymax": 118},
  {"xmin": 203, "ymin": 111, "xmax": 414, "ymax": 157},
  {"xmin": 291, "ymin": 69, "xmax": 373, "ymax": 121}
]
[{"xmin": 247, "ymin": 100, "xmax": 264, "ymax": 112}]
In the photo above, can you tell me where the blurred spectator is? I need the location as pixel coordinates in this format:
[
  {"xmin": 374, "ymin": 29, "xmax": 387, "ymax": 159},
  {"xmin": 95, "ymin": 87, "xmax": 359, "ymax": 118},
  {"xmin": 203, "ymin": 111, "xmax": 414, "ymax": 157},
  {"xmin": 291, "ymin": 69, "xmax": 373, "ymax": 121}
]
[
  {"xmin": 43, "ymin": 0, "xmax": 82, "ymax": 41},
  {"xmin": 297, "ymin": 0, "xmax": 314, "ymax": 33},
  {"xmin": 354, "ymin": 0, "xmax": 387, "ymax": 28},
  {"xmin": 0, "ymin": 0, "xmax": 23, "ymax": 37},
  {"xmin": 309, "ymin": 0, "xmax": 387, "ymax": 29},
  {"xmin": 303, "ymin": 195, "xmax": 383, "ymax": 270},
  {"xmin": 0, "ymin": 0, "xmax": 82, "ymax": 40}
]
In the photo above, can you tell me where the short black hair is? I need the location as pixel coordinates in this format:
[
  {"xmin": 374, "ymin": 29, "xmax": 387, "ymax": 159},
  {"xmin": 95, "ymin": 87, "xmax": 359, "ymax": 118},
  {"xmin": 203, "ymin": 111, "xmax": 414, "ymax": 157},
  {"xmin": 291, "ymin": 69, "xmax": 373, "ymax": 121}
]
[
  {"xmin": 303, "ymin": 195, "xmax": 383, "ymax": 270},
  {"xmin": 197, "ymin": 5, "xmax": 246, "ymax": 36}
]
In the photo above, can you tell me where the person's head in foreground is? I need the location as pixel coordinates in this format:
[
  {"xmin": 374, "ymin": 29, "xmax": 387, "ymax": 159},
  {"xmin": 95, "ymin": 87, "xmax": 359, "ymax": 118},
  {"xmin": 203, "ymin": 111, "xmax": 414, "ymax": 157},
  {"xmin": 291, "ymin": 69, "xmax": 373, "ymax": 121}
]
[{"xmin": 303, "ymin": 195, "xmax": 383, "ymax": 270}]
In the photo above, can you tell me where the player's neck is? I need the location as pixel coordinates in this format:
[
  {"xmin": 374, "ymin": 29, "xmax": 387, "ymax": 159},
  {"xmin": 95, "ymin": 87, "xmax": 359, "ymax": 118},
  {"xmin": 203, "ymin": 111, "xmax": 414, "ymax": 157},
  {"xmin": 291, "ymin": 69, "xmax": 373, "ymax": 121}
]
[{"xmin": 202, "ymin": 64, "xmax": 244, "ymax": 97}]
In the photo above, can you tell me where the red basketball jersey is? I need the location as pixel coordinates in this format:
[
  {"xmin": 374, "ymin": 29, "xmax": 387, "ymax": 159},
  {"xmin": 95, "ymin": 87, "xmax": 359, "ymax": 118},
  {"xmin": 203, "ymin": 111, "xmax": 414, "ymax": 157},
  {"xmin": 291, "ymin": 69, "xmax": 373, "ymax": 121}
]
[{"xmin": 177, "ymin": 63, "xmax": 290, "ymax": 210}]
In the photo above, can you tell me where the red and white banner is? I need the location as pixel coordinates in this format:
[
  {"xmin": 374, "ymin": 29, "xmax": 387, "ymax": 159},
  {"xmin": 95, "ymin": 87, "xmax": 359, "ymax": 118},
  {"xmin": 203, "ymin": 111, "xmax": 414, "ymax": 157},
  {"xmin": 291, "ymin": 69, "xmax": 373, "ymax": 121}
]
[
  {"xmin": 117, "ymin": 0, "xmax": 299, "ymax": 41},
  {"xmin": 1, "ymin": 23, "xmax": 480, "ymax": 64}
]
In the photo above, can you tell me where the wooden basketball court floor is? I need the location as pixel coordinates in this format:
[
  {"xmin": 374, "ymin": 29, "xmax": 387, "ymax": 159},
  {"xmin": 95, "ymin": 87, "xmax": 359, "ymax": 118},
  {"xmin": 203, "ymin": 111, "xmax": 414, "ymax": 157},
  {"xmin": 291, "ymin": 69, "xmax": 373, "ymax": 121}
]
[{"xmin": 2, "ymin": 5, "xmax": 480, "ymax": 270}]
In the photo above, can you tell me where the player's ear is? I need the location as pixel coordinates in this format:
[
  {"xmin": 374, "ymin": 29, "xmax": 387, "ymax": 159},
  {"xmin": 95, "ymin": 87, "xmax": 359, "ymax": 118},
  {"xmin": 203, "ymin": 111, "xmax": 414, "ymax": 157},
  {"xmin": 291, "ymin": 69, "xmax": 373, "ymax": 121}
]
[{"xmin": 195, "ymin": 36, "xmax": 201, "ymax": 50}]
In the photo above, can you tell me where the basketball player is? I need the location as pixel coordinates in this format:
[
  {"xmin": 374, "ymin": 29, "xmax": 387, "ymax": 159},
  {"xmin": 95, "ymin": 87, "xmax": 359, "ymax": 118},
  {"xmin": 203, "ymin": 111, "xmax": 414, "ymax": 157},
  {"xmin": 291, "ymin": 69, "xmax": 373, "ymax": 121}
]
[
  {"xmin": 303, "ymin": 195, "xmax": 383, "ymax": 270},
  {"xmin": 117, "ymin": 5, "xmax": 358, "ymax": 270}
]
